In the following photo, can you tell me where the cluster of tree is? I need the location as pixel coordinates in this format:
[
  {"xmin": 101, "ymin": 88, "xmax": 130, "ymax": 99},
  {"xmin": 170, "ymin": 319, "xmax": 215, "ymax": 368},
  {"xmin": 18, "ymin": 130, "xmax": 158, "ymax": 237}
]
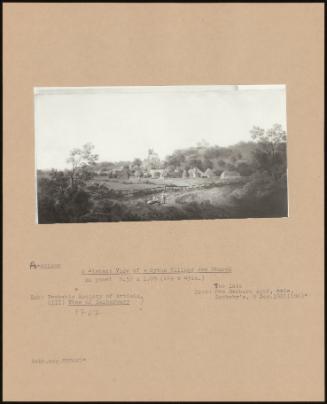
[
  {"xmin": 163, "ymin": 124, "xmax": 286, "ymax": 179},
  {"xmin": 230, "ymin": 124, "xmax": 288, "ymax": 217},
  {"xmin": 37, "ymin": 143, "xmax": 98, "ymax": 223}
]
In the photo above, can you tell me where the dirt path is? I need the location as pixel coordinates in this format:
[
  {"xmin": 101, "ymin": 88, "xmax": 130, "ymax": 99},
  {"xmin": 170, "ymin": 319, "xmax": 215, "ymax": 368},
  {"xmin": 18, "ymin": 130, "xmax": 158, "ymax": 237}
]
[{"xmin": 155, "ymin": 185, "xmax": 237, "ymax": 207}]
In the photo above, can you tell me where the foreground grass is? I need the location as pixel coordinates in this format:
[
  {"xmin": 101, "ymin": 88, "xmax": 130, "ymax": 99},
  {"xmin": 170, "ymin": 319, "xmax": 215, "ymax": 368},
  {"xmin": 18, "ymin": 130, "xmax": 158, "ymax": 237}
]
[{"xmin": 37, "ymin": 174, "xmax": 287, "ymax": 223}]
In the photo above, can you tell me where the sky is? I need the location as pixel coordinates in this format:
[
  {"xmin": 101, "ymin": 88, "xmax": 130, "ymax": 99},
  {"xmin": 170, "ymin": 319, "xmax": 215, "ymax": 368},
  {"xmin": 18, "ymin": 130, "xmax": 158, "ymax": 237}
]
[{"xmin": 35, "ymin": 85, "xmax": 287, "ymax": 170}]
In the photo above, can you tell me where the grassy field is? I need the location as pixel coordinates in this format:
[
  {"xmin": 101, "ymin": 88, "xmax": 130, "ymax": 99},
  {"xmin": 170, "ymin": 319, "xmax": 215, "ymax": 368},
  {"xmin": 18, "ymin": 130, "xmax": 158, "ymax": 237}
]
[{"xmin": 83, "ymin": 176, "xmax": 247, "ymax": 221}]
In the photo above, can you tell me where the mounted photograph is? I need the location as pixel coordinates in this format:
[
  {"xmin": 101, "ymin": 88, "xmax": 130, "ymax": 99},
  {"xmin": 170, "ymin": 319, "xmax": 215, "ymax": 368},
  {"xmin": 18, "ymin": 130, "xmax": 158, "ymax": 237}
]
[{"xmin": 34, "ymin": 85, "xmax": 288, "ymax": 223}]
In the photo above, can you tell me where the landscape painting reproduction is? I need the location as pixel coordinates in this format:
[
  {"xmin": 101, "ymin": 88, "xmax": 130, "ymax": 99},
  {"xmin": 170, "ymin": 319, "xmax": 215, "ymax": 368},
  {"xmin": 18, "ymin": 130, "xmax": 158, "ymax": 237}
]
[{"xmin": 35, "ymin": 85, "xmax": 288, "ymax": 224}]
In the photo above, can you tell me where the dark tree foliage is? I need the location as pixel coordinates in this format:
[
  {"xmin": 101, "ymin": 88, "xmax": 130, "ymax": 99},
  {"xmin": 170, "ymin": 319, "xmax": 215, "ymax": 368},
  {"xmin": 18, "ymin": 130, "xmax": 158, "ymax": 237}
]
[{"xmin": 37, "ymin": 144, "xmax": 97, "ymax": 223}]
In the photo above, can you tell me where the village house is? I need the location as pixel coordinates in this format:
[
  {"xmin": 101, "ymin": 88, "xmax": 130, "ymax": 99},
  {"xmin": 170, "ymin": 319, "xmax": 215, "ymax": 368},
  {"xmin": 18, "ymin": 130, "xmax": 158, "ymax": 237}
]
[
  {"xmin": 188, "ymin": 167, "xmax": 204, "ymax": 178},
  {"xmin": 202, "ymin": 168, "xmax": 215, "ymax": 178},
  {"xmin": 97, "ymin": 169, "xmax": 109, "ymax": 176},
  {"xmin": 117, "ymin": 167, "xmax": 130, "ymax": 179},
  {"xmin": 133, "ymin": 169, "xmax": 143, "ymax": 179},
  {"xmin": 220, "ymin": 170, "xmax": 241, "ymax": 179},
  {"xmin": 109, "ymin": 167, "xmax": 130, "ymax": 179},
  {"xmin": 149, "ymin": 168, "xmax": 166, "ymax": 178},
  {"xmin": 173, "ymin": 168, "xmax": 183, "ymax": 178}
]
